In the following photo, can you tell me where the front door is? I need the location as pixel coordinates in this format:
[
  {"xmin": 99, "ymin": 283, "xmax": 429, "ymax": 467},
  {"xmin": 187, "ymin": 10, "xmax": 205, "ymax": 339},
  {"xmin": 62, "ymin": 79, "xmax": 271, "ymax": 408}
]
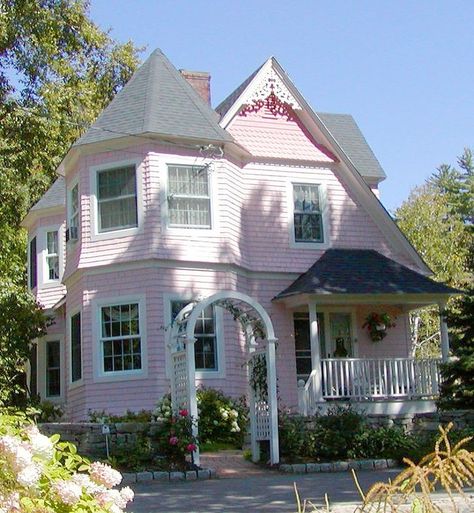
[
  {"xmin": 328, "ymin": 312, "xmax": 353, "ymax": 357},
  {"xmin": 293, "ymin": 312, "xmax": 325, "ymax": 382}
]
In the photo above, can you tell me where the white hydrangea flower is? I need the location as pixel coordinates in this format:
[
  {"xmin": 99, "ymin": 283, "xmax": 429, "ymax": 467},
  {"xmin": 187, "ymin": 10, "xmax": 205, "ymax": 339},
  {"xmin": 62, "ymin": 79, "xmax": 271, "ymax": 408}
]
[
  {"xmin": 52, "ymin": 480, "xmax": 83, "ymax": 506},
  {"xmin": 0, "ymin": 491, "xmax": 20, "ymax": 513},
  {"xmin": 96, "ymin": 489, "xmax": 126, "ymax": 510},
  {"xmin": 72, "ymin": 473, "xmax": 105, "ymax": 495},
  {"xmin": 90, "ymin": 462, "xmax": 122, "ymax": 488},
  {"xmin": 119, "ymin": 486, "xmax": 134, "ymax": 503},
  {"xmin": 230, "ymin": 409, "xmax": 239, "ymax": 419},
  {"xmin": 16, "ymin": 463, "xmax": 42, "ymax": 488},
  {"xmin": 27, "ymin": 431, "xmax": 54, "ymax": 461}
]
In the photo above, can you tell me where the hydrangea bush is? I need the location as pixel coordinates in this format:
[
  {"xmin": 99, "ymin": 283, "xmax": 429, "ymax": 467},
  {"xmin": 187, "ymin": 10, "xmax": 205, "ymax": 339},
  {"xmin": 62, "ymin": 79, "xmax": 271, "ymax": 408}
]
[
  {"xmin": 0, "ymin": 409, "xmax": 133, "ymax": 513},
  {"xmin": 154, "ymin": 388, "xmax": 248, "ymax": 448}
]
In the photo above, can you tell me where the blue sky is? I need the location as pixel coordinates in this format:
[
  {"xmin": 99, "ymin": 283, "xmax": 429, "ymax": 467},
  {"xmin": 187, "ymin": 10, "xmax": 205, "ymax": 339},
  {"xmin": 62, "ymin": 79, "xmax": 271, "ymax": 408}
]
[{"xmin": 90, "ymin": 0, "xmax": 473, "ymax": 212}]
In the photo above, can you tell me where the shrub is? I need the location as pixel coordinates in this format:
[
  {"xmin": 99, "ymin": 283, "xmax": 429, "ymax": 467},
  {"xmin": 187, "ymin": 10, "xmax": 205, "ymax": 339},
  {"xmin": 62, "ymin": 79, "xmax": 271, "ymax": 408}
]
[
  {"xmin": 88, "ymin": 409, "xmax": 152, "ymax": 423},
  {"xmin": 196, "ymin": 387, "xmax": 248, "ymax": 447},
  {"xmin": 152, "ymin": 408, "xmax": 198, "ymax": 470},
  {"xmin": 309, "ymin": 405, "xmax": 366, "ymax": 460},
  {"xmin": 278, "ymin": 411, "xmax": 307, "ymax": 460},
  {"xmin": 0, "ymin": 408, "xmax": 133, "ymax": 513},
  {"xmin": 351, "ymin": 426, "xmax": 418, "ymax": 461},
  {"xmin": 155, "ymin": 388, "xmax": 248, "ymax": 449}
]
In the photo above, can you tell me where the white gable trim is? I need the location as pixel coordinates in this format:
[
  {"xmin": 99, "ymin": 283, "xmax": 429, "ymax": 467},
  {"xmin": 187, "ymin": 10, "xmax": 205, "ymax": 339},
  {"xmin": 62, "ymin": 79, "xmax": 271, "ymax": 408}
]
[{"xmin": 219, "ymin": 57, "xmax": 431, "ymax": 275}]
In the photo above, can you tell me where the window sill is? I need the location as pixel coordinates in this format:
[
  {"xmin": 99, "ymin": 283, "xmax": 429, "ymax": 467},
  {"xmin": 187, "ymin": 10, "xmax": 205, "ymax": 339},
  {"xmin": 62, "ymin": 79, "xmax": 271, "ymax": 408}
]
[
  {"xmin": 290, "ymin": 240, "xmax": 331, "ymax": 250},
  {"xmin": 90, "ymin": 225, "xmax": 142, "ymax": 242},
  {"xmin": 94, "ymin": 370, "xmax": 147, "ymax": 383}
]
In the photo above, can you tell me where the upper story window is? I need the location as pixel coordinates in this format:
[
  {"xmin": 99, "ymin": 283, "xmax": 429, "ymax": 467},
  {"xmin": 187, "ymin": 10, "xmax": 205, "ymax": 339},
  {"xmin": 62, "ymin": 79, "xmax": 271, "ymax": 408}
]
[
  {"xmin": 100, "ymin": 303, "xmax": 142, "ymax": 373},
  {"xmin": 45, "ymin": 230, "xmax": 59, "ymax": 281},
  {"xmin": 171, "ymin": 300, "xmax": 218, "ymax": 370},
  {"xmin": 67, "ymin": 183, "xmax": 80, "ymax": 242},
  {"xmin": 97, "ymin": 166, "xmax": 137, "ymax": 232},
  {"xmin": 29, "ymin": 237, "xmax": 37, "ymax": 289},
  {"xmin": 168, "ymin": 165, "xmax": 211, "ymax": 228},
  {"xmin": 293, "ymin": 183, "xmax": 324, "ymax": 243}
]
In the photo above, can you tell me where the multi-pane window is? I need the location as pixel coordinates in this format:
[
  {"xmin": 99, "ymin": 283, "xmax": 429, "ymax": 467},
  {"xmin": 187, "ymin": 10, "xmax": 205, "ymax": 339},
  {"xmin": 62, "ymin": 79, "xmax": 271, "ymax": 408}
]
[
  {"xmin": 171, "ymin": 300, "xmax": 217, "ymax": 370},
  {"xmin": 46, "ymin": 231, "xmax": 59, "ymax": 280},
  {"xmin": 29, "ymin": 237, "xmax": 37, "ymax": 289},
  {"xmin": 97, "ymin": 166, "xmax": 137, "ymax": 232},
  {"xmin": 293, "ymin": 184, "xmax": 324, "ymax": 243},
  {"xmin": 71, "ymin": 312, "xmax": 82, "ymax": 382},
  {"xmin": 100, "ymin": 303, "xmax": 141, "ymax": 373},
  {"xmin": 46, "ymin": 340, "xmax": 61, "ymax": 397},
  {"xmin": 168, "ymin": 165, "xmax": 211, "ymax": 228}
]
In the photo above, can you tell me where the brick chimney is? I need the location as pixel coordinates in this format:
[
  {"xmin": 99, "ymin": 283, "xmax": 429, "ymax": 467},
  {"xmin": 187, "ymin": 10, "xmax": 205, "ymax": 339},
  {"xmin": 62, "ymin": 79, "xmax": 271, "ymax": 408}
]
[{"xmin": 180, "ymin": 70, "xmax": 211, "ymax": 105}]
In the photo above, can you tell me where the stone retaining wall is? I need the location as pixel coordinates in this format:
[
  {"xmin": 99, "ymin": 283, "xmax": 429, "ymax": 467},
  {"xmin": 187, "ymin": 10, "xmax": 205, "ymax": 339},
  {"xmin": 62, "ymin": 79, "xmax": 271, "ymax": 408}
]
[
  {"xmin": 39, "ymin": 410, "xmax": 473, "ymax": 459},
  {"xmin": 364, "ymin": 410, "xmax": 474, "ymax": 433},
  {"xmin": 39, "ymin": 422, "xmax": 164, "ymax": 458}
]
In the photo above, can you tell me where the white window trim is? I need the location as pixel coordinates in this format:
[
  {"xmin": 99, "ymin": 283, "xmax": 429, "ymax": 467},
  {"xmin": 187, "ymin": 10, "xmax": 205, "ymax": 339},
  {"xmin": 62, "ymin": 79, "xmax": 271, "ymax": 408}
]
[
  {"xmin": 38, "ymin": 224, "xmax": 64, "ymax": 288},
  {"xmin": 160, "ymin": 155, "xmax": 219, "ymax": 236},
  {"xmin": 91, "ymin": 294, "xmax": 148, "ymax": 383},
  {"xmin": 37, "ymin": 334, "xmax": 65, "ymax": 403},
  {"xmin": 163, "ymin": 293, "xmax": 225, "ymax": 380},
  {"xmin": 287, "ymin": 179, "xmax": 331, "ymax": 249},
  {"xmin": 68, "ymin": 306, "xmax": 83, "ymax": 389},
  {"xmin": 27, "ymin": 233, "xmax": 38, "ymax": 291},
  {"xmin": 89, "ymin": 159, "xmax": 144, "ymax": 241},
  {"xmin": 67, "ymin": 178, "xmax": 80, "ymax": 246}
]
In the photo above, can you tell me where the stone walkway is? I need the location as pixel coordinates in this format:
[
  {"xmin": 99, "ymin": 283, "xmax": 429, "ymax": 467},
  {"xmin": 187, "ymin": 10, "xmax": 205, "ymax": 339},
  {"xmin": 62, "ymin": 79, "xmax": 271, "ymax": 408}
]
[{"xmin": 199, "ymin": 450, "xmax": 269, "ymax": 478}]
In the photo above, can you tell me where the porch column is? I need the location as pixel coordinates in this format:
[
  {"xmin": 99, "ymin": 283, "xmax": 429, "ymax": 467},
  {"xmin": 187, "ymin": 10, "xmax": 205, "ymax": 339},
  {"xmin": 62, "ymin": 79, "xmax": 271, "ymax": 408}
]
[
  {"xmin": 438, "ymin": 300, "xmax": 450, "ymax": 363},
  {"xmin": 309, "ymin": 301, "xmax": 324, "ymax": 402}
]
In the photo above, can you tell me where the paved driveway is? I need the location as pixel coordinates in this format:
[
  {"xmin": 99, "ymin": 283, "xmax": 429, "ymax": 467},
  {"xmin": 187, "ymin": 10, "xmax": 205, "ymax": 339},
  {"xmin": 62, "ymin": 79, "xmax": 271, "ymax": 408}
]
[{"xmin": 129, "ymin": 469, "xmax": 401, "ymax": 513}]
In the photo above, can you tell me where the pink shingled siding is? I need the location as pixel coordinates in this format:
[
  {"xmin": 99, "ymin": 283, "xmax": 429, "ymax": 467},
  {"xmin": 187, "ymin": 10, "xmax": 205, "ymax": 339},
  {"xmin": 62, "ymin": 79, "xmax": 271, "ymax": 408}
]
[
  {"xmin": 30, "ymin": 99, "xmax": 425, "ymax": 419},
  {"xmin": 62, "ymin": 267, "xmax": 300, "ymax": 420},
  {"xmin": 228, "ymin": 108, "xmax": 336, "ymax": 162}
]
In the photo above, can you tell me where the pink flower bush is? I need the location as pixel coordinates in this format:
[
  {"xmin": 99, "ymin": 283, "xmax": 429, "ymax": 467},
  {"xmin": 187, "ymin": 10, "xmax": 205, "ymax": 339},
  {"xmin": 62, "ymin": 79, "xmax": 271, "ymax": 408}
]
[
  {"xmin": 179, "ymin": 409, "xmax": 188, "ymax": 417},
  {"xmin": 186, "ymin": 443, "xmax": 197, "ymax": 452},
  {"xmin": 169, "ymin": 436, "xmax": 179, "ymax": 445},
  {"xmin": 89, "ymin": 462, "xmax": 122, "ymax": 488}
]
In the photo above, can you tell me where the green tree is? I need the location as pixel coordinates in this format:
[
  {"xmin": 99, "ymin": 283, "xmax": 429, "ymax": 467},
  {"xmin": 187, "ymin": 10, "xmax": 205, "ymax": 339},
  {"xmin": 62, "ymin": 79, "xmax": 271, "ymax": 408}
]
[
  {"xmin": 395, "ymin": 149, "xmax": 473, "ymax": 357},
  {"xmin": 0, "ymin": 0, "xmax": 141, "ymax": 404}
]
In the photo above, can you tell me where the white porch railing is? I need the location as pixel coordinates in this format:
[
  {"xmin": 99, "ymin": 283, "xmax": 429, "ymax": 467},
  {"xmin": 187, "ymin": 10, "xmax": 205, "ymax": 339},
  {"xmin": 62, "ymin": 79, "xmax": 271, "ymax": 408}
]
[
  {"xmin": 321, "ymin": 358, "xmax": 441, "ymax": 400},
  {"xmin": 298, "ymin": 358, "xmax": 442, "ymax": 414}
]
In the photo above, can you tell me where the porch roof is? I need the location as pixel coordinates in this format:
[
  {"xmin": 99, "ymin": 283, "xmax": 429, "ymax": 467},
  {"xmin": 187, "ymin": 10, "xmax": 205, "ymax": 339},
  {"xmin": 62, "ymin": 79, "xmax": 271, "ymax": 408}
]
[{"xmin": 274, "ymin": 249, "xmax": 462, "ymax": 300}]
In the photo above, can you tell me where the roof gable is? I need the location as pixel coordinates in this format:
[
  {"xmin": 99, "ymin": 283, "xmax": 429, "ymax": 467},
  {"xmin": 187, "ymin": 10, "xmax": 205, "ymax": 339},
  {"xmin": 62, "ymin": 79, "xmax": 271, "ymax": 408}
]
[
  {"xmin": 75, "ymin": 49, "xmax": 233, "ymax": 147},
  {"xmin": 30, "ymin": 177, "xmax": 65, "ymax": 211},
  {"xmin": 217, "ymin": 58, "xmax": 385, "ymax": 180}
]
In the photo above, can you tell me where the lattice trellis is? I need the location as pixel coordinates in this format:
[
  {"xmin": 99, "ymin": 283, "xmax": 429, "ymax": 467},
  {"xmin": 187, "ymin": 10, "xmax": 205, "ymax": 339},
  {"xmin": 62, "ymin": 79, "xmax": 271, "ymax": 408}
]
[
  {"xmin": 170, "ymin": 351, "xmax": 188, "ymax": 410},
  {"xmin": 166, "ymin": 291, "xmax": 279, "ymax": 465}
]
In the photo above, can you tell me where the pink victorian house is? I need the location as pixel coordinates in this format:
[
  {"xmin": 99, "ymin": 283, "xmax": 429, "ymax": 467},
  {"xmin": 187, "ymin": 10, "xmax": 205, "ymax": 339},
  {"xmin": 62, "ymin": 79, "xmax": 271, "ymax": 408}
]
[{"xmin": 23, "ymin": 49, "xmax": 458, "ymax": 422}]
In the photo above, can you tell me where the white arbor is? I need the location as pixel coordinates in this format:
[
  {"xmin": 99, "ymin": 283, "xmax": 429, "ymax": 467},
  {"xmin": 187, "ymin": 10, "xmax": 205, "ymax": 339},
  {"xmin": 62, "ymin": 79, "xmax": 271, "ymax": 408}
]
[{"xmin": 167, "ymin": 291, "xmax": 279, "ymax": 465}]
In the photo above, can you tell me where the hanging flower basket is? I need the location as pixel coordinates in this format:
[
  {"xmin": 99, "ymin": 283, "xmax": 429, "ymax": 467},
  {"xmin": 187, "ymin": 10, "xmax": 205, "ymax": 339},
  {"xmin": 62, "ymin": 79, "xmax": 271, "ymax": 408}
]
[{"xmin": 362, "ymin": 312, "xmax": 396, "ymax": 342}]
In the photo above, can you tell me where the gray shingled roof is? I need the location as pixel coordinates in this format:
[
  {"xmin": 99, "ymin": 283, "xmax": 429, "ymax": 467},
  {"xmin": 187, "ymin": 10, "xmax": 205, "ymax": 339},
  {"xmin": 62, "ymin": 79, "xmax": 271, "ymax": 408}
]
[
  {"xmin": 215, "ymin": 62, "xmax": 385, "ymax": 180},
  {"xmin": 30, "ymin": 177, "xmax": 65, "ymax": 211},
  {"xmin": 75, "ymin": 49, "xmax": 233, "ymax": 147},
  {"xmin": 275, "ymin": 249, "xmax": 461, "ymax": 299},
  {"xmin": 317, "ymin": 113, "xmax": 385, "ymax": 180}
]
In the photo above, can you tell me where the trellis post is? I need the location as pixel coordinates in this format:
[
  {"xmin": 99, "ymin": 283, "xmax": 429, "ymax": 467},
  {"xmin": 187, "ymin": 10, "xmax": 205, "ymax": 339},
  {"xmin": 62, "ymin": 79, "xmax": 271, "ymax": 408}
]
[
  {"xmin": 266, "ymin": 337, "xmax": 279, "ymax": 464},
  {"xmin": 185, "ymin": 335, "xmax": 199, "ymax": 465}
]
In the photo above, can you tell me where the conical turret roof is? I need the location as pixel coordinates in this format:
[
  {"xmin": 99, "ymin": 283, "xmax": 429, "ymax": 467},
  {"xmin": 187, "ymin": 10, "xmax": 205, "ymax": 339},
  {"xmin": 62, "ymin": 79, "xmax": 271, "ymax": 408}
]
[{"xmin": 75, "ymin": 49, "xmax": 233, "ymax": 147}]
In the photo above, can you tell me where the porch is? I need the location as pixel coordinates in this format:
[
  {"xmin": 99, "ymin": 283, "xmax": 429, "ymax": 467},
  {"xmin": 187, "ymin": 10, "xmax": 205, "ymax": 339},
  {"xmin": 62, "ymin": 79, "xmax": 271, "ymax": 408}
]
[
  {"xmin": 297, "ymin": 356, "xmax": 441, "ymax": 416},
  {"xmin": 272, "ymin": 249, "xmax": 461, "ymax": 416}
]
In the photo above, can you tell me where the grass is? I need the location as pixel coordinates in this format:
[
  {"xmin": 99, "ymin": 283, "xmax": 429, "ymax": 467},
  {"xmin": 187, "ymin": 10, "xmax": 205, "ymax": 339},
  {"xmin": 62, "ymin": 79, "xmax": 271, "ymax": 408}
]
[{"xmin": 199, "ymin": 441, "xmax": 242, "ymax": 453}]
